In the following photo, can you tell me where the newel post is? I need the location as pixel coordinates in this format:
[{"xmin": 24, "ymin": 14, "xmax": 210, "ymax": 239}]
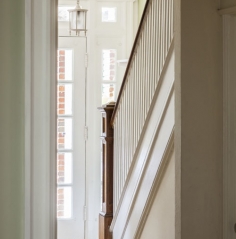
[{"xmin": 98, "ymin": 102, "xmax": 115, "ymax": 239}]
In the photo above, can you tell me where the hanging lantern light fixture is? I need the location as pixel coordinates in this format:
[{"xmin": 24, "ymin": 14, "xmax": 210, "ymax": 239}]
[{"xmin": 68, "ymin": 0, "xmax": 88, "ymax": 36}]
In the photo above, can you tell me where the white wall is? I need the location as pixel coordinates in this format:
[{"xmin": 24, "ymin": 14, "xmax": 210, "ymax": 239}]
[
  {"xmin": 175, "ymin": 0, "xmax": 223, "ymax": 238},
  {"xmin": 140, "ymin": 152, "xmax": 175, "ymax": 239},
  {"xmin": 0, "ymin": 1, "xmax": 25, "ymax": 239}
]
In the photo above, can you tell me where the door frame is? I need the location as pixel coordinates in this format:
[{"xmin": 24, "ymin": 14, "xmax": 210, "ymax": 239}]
[{"xmin": 25, "ymin": 0, "xmax": 57, "ymax": 238}]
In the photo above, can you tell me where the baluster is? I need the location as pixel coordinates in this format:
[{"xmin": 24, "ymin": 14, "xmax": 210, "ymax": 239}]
[
  {"xmin": 160, "ymin": 0, "xmax": 163, "ymax": 71},
  {"xmin": 140, "ymin": 34, "xmax": 144, "ymax": 129},
  {"xmin": 130, "ymin": 62, "xmax": 135, "ymax": 165},
  {"xmin": 114, "ymin": 121, "xmax": 117, "ymax": 211},
  {"xmin": 151, "ymin": 1, "xmax": 155, "ymax": 101},
  {"xmin": 163, "ymin": 0, "xmax": 167, "ymax": 65},
  {"xmin": 142, "ymin": 25, "xmax": 146, "ymax": 119},
  {"xmin": 123, "ymin": 87, "xmax": 127, "ymax": 181},
  {"xmin": 126, "ymin": 78, "xmax": 130, "ymax": 171},
  {"xmin": 166, "ymin": 0, "xmax": 170, "ymax": 49},
  {"xmin": 164, "ymin": 0, "xmax": 168, "ymax": 60},
  {"xmin": 144, "ymin": 17, "xmax": 148, "ymax": 117},
  {"xmin": 148, "ymin": 10, "xmax": 152, "ymax": 109},
  {"xmin": 171, "ymin": 0, "xmax": 173, "ymax": 40},
  {"xmin": 134, "ymin": 56, "xmax": 138, "ymax": 150},
  {"xmin": 121, "ymin": 98, "xmax": 125, "ymax": 192},
  {"xmin": 117, "ymin": 111, "xmax": 121, "ymax": 207},
  {"xmin": 153, "ymin": 0, "xmax": 157, "ymax": 95},
  {"xmin": 136, "ymin": 43, "xmax": 140, "ymax": 134},
  {"xmin": 154, "ymin": 0, "xmax": 158, "ymax": 88}
]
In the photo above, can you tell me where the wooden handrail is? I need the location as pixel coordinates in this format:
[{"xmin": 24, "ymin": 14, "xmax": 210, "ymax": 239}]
[{"xmin": 110, "ymin": 0, "xmax": 152, "ymax": 125}]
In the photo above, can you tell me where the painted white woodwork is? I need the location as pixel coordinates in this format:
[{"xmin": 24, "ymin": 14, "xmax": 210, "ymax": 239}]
[
  {"xmin": 223, "ymin": 14, "xmax": 236, "ymax": 239},
  {"xmin": 139, "ymin": 151, "xmax": 175, "ymax": 239},
  {"xmin": 0, "ymin": 1, "xmax": 25, "ymax": 239},
  {"xmin": 111, "ymin": 49, "xmax": 175, "ymax": 239},
  {"xmin": 25, "ymin": 0, "xmax": 57, "ymax": 238},
  {"xmin": 57, "ymin": 37, "xmax": 86, "ymax": 239},
  {"xmin": 112, "ymin": 0, "xmax": 174, "ymax": 212},
  {"xmin": 175, "ymin": 1, "xmax": 223, "ymax": 238}
]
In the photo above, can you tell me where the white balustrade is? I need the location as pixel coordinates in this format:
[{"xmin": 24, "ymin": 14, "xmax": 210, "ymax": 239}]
[{"xmin": 112, "ymin": 0, "xmax": 174, "ymax": 212}]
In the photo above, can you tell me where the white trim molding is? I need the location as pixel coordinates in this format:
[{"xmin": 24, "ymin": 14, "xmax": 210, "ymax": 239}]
[
  {"xmin": 134, "ymin": 130, "xmax": 174, "ymax": 239},
  {"xmin": 223, "ymin": 14, "xmax": 236, "ymax": 239},
  {"xmin": 25, "ymin": 0, "xmax": 57, "ymax": 238}
]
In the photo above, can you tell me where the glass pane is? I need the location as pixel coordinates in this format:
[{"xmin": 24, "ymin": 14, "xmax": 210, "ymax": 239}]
[
  {"xmin": 102, "ymin": 7, "xmax": 116, "ymax": 22},
  {"xmin": 58, "ymin": 49, "xmax": 73, "ymax": 81},
  {"xmin": 57, "ymin": 187, "xmax": 72, "ymax": 219},
  {"xmin": 58, "ymin": 6, "xmax": 73, "ymax": 21},
  {"xmin": 57, "ymin": 118, "xmax": 73, "ymax": 150},
  {"xmin": 57, "ymin": 153, "xmax": 73, "ymax": 184},
  {"xmin": 57, "ymin": 83, "xmax": 73, "ymax": 115},
  {"xmin": 102, "ymin": 49, "xmax": 116, "ymax": 81},
  {"xmin": 71, "ymin": 11, "xmax": 86, "ymax": 30},
  {"xmin": 102, "ymin": 83, "xmax": 115, "ymax": 105}
]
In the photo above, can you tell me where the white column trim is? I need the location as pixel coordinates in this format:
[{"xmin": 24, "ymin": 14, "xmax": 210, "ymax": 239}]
[
  {"xmin": 25, "ymin": 0, "xmax": 32, "ymax": 237},
  {"xmin": 25, "ymin": 0, "xmax": 57, "ymax": 238},
  {"xmin": 223, "ymin": 14, "xmax": 236, "ymax": 239}
]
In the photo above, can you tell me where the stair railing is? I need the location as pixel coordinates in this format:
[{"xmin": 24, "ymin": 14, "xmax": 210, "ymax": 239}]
[{"xmin": 111, "ymin": 0, "xmax": 174, "ymax": 212}]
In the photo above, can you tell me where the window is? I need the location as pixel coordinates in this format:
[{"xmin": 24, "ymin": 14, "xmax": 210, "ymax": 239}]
[
  {"xmin": 102, "ymin": 7, "xmax": 117, "ymax": 22},
  {"xmin": 102, "ymin": 49, "xmax": 117, "ymax": 104},
  {"xmin": 57, "ymin": 49, "xmax": 74, "ymax": 219},
  {"xmin": 58, "ymin": 6, "xmax": 74, "ymax": 22}
]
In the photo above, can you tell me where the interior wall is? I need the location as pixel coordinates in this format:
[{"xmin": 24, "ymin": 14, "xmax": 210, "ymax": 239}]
[
  {"xmin": 175, "ymin": 0, "xmax": 223, "ymax": 239},
  {"xmin": 223, "ymin": 14, "xmax": 236, "ymax": 239},
  {"xmin": 0, "ymin": 0, "xmax": 25, "ymax": 239},
  {"xmin": 140, "ymin": 152, "xmax": 175, "ymax": 239}
]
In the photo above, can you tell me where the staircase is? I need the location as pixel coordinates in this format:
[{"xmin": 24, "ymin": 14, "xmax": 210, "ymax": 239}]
[{"xmin": 110, "ymin": 0, "xmax": 175, "ymax": 238}]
